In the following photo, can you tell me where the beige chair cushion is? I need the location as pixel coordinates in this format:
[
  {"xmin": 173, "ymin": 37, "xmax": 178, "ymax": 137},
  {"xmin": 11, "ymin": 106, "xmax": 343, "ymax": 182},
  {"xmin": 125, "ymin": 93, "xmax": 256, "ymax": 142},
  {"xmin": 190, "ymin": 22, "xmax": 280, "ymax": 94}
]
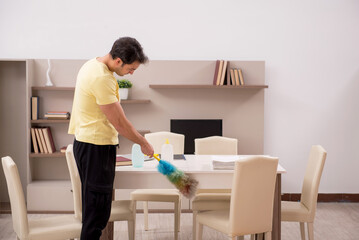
[
  {"xmin": 192, "ymin": 200, "xmax": 230, "ymax": 212},
  {"xmin": 193, "ymin": 193, "xmax": 231, "ymax": 201},
  {"xmin": 192, "ymin": 192, "xmax": 231, "ymax": 211},
  {"xmin": 197, "ymin": 210, "xmax": 230, "ymax": 234},
  {"xmin": 109, "ymin": 200, "xmax": 134, "ymax": 222},
  {"xmin": 28, "ymin": 215, "xmax": 82, "ymax": 240},
  {"xmin": 281, "ymin": 201, "xmax": 311, "ymax": 222},
  {"xmin": 131, "ymin": 189, "xmax": 180, "ymax": 202}
]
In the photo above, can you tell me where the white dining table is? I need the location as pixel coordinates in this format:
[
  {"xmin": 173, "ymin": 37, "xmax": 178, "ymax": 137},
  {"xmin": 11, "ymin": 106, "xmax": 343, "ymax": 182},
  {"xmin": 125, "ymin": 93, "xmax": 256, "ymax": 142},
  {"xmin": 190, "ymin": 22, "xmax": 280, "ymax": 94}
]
[{"xmin": 101, "ymin": 155, "xmax": 286, "ymax": 240}]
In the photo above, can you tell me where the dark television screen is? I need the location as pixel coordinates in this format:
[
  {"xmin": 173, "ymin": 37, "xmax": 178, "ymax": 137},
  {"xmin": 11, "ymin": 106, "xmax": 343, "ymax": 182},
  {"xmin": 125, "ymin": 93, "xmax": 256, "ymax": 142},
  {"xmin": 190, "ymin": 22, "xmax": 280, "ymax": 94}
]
[{"xmin": 170, "ymin": 119, "xmax": 222, "ymax": 154}]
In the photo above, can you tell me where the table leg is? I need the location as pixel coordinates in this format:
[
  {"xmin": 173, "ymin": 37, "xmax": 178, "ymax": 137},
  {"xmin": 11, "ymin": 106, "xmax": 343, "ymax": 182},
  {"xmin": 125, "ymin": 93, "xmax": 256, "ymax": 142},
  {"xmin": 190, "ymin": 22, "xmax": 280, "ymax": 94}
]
[{"xmin": 271, "ymin": 174, "xmax": 281, "ymax": 240}]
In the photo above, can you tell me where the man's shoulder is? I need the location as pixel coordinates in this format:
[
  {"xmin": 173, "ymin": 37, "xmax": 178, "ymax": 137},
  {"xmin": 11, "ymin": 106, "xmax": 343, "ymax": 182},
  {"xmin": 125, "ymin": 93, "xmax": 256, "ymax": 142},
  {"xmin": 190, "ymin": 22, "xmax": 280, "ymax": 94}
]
[{"xmin": 82, "ymin": 58, "xmax": 100, "ymax": 68}]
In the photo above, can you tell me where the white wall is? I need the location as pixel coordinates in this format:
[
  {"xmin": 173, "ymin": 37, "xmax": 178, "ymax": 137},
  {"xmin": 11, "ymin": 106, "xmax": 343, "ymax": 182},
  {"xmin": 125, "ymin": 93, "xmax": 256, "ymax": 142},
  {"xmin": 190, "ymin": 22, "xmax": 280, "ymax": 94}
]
[{"xmin": 1, "ymin": 0, "xmax": 359, "ymax": 193}]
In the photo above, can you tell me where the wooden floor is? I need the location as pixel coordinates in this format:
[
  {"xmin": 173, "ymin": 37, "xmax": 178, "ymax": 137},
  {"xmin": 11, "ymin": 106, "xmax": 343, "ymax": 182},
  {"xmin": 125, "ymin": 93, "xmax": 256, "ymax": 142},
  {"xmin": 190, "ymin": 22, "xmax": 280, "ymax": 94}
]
[{"xmin": 1, "ymin": 203, "xmax": 358, "ymax": 240}]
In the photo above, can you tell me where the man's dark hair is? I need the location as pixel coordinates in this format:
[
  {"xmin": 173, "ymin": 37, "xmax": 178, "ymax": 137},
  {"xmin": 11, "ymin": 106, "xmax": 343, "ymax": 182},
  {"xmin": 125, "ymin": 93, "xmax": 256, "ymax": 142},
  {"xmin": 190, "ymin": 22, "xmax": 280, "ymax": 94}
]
[{"xmin": 110, "ymin": 37, "xmax": 148, "ymax": 65}]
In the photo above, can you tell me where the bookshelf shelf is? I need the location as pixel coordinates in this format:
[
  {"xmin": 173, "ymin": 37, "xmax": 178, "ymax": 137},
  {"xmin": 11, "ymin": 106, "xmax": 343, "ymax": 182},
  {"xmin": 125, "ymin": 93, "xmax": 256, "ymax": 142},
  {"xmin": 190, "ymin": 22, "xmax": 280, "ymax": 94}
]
[
  {"xmin": 31, "ymin": 87, "xmax": 150, "ymax": 104},
  {"xmin": 29, "ymin": 151, "xmax": 65, "ymax": 158},
  {"xmin": 31, "ymin": 119, "xmax": 70, "ymax": 123},
  {"xmin": 149, "ymin": 84, "xmax": 268, "ymax": 89},
  {"xmin": 32, "ymin": 86, "xmax": 75, "ymax": 91}
]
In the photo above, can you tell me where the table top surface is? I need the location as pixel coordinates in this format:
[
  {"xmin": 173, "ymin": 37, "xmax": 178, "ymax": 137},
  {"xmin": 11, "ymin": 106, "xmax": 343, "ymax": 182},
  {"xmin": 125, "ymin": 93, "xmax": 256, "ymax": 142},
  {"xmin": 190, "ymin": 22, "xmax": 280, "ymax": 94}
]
[{"xmin": 115, "ymin": 155, "xmax": 286, "ymax": 174}]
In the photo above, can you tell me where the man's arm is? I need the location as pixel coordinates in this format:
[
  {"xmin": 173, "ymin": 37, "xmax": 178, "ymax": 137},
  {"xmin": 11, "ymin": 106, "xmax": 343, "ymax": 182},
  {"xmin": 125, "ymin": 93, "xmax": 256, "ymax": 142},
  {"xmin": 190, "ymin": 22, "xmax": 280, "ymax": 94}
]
[{"xmin": 99, "ymin": 101, "xmax": 154, "ymax": 156}]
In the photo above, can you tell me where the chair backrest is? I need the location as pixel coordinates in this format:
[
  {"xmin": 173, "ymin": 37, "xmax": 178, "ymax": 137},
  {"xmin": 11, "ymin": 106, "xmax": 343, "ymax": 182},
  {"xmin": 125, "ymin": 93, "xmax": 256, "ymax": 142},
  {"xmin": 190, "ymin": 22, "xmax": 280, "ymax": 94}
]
[
  {"xmin": 195, "ymin": 136, "xmax": 238, "ymax": 155},
  {"xmin": 229, "ymin": 156, "xmax": 278, "ymax": 236},
  {"xmin": 1, "ymin": 156, "xmax": 29, "ymax": 238},
  {"xmin": 300, "ymin": 145, "xmax": 327, "ymax": 221},
  {"xmin": 145, "ymin": 131, "xmax": 185, "ymax": 154},
  {"xmin": 65, "ymin": 144, "xmax": 82, "ymax": 221}
]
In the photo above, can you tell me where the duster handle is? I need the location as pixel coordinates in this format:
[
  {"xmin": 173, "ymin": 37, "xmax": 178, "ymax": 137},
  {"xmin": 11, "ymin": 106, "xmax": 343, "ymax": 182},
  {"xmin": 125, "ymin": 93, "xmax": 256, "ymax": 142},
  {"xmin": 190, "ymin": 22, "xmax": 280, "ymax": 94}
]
[{"xmin": 153, "ymin": 154, "xmax": 161, "ymax": 162}]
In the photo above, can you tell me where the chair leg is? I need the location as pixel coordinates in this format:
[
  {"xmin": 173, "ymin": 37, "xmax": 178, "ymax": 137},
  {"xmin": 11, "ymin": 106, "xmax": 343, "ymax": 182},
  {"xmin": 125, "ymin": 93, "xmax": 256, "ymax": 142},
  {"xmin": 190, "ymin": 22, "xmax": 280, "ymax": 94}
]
[
  {"xmin": 257, "ymin": 233, "xmax": 264, "ymax": 240},
  {"xmin": 307, "ymin": 222, "xmax": 314, "ymax": 240},
  {"xmin": 178, "ymin": 197, "xmax": 181, "ymax": 232},
  {"xmin": 300, "ymin": 222, "xmax": 306, "ymax": 240},
  {"xmin": 128, "ymin": 220, "xmax": 135, "ymax": 240},
  {"xmin": 250, "ymin": 234, "xmax": 255, "ymax": 240},
  {"xmin": 143, "ymin": 201, "xmax": 149, "ymax": 231},
  {"xmin": 174, "ymin": 201, "xmax": 179, "ymax": 240},
  {"xmin": 193, "ymin": 211, "xmax": 198, "ymax": 240},
  {"xmin": 132, "ymin": 200, "xmax": 137, "ymax": 239},
  {"xmin": 196, "ymin": 221, "xmax": 203, "ymax": 240},
  {"xmin": 264, "ymin": 232, "xmax": 271, "ymax": 240}
]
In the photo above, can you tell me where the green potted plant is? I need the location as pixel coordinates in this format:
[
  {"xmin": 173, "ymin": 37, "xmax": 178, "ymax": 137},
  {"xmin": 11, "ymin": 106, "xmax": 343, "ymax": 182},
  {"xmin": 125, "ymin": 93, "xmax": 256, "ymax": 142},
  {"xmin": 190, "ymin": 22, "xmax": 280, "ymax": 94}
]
[{"xmin": 117, "ymin": 79, "xmax": 132, "ymax": 100}]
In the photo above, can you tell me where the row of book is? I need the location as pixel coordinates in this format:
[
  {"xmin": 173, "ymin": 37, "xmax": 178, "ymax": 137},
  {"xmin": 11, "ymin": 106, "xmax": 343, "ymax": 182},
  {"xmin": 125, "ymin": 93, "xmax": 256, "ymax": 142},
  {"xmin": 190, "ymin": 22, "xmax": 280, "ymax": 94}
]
[
  {"xmin": 212, "ymin": 60, "xmax": 245, "ymax": 86},
  {"xmin": 31, "ymin": 96, "xmax": 70, "ymax": 120},
  {"xmin": 30, "ymin": 127, "xmax": 56, "ymax": 153},
  {"xmin": 229, "ymin": 68, "xmax": 245, "ymax": 86}
]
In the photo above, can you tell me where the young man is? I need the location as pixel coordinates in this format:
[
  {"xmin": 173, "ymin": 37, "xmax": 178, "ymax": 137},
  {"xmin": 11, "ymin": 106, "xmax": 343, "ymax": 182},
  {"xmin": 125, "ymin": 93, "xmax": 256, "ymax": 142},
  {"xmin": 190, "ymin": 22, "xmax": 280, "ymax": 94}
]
[{"xmin": 68, "ymin": 37, "xmax": 154, "ymax": 239}]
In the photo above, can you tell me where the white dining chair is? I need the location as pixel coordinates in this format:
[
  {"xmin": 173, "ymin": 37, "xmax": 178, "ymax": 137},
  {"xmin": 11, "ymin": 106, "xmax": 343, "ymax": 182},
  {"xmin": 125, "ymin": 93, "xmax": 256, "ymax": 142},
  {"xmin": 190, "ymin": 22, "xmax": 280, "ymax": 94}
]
[
  {"xmin": 2, "ymin": 156, "xmax": 82, "ymax": 240},
  {"xmin": 281, "ymin": 145, "xmax": 327, "ymax": 240},
  {"xmin": 128, "ymin": 131, "xmax": 183, "ymax": 240},
  {"xmin": 195, "ymin": 156, "xmax": 279, "ymax": 240},
  {"xmin": 65, "ymin": 144, "xmax": 135, "ymax": 240},
  {"xmin": 192, "ymin": 135, "xmax": 238, "ymax": 239}
]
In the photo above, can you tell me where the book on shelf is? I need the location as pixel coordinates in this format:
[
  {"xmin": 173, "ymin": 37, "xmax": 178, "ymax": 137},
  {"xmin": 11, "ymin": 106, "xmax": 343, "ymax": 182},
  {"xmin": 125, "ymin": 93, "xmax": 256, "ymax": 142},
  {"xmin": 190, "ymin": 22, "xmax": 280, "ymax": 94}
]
[
  {"xmin": 215, "ymin": 60, "xmax": 224, "ymax": 85},
  {"xmin": 219, "ymin": 60, "xmax": 228, "ymax": 85},
  {"xmin": 31, "ymin": 96, "xmax": 39, "ymax": 120},
  {"xmin": 238, "ymin": 68, "xmax": 245, "ymax": 85},
  {"xmin": 42, "ymin": 127, "xmax": 56, "ymax": 153},
  {"xmin": 226, "ymin": 61, "xmax": 231, "ymax": 85},
  {"xmin": 212, "ymin": 60, "xmax": 220, "ymax": 85},
  {"xmin": 116, "ymin": 155, "xmax": 132, "ymax": 166},
  {"xmin": 115, "ymin": 154, "xmax": 155, "ymax": 166},
  {"xmin": 39, "ymin": 128, "xmax": 48, "ymax": 153},
  {"xmin": 34, "ymin": 128, "xmax": 44, "ymax": 153},
  {"xmin": 229, "ymin": 69, "xmax": 235, "ymax": 86},
  {"xmin": 44, "ymin": 111, "xmax": 70, "ymax": 119},
  {"xmin": 30, "ymin": 128, "xmax": 39, "ymax": 153},
  {"xmin": 234, "ymin": 69, "xmax": 240, "ymax": 86},
  {"xmin": 41, "ymin": 128, "xmax": 52, "ymax": 153}
]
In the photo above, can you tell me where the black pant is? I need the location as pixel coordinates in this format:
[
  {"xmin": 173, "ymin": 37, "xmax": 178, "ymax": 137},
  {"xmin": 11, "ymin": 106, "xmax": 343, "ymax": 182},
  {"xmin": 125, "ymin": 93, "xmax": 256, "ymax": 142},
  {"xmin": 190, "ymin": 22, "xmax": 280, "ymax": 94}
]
[{"xmin": 73, "ymin": 139, "xmax": 116, "ymax": 240}]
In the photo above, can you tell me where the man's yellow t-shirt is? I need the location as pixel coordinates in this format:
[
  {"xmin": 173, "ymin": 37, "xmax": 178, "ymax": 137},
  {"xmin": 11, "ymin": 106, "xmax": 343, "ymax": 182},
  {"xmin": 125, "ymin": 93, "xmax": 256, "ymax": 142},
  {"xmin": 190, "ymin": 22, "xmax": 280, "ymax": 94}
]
[{"xmin": 68, "ymin": 58, "xmax": 120, "ymax": 145}]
